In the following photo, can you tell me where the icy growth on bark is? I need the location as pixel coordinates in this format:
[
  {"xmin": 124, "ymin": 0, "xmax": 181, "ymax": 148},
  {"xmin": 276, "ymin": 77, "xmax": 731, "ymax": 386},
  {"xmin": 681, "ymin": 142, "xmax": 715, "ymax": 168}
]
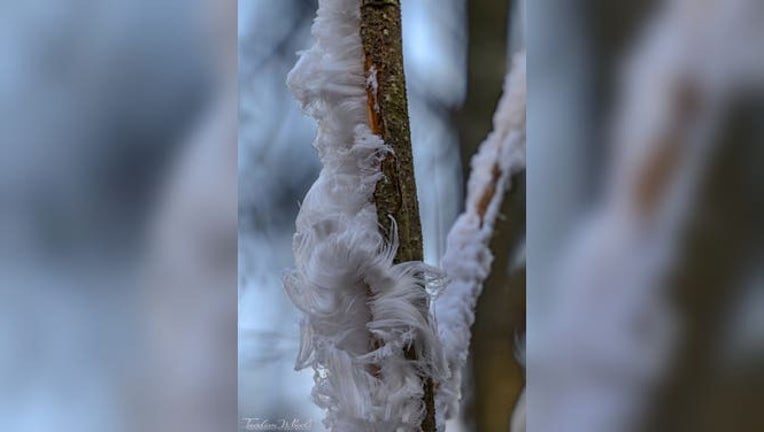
[
  {"xmin": 434, "ymin": 52, "xmax": 526, "ymax": 422},
  {"xmin": 283, "ymin": 0, "xmax": 445, "ymax": 430}
]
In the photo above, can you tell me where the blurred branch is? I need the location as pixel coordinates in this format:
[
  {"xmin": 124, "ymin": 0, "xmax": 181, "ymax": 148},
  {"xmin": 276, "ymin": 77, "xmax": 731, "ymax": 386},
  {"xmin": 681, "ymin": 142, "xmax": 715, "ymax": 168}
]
[
  {"xmin": 436, "ymin": 53, "xmax": 525, "ymax": 428},
  {"xmin": 455, "ymin": 1, "xmax": 524, "ymax": 429}
]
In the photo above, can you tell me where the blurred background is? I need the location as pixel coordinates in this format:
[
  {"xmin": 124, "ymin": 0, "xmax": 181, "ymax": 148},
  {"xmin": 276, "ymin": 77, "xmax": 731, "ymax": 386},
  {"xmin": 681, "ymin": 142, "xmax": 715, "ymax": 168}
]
[
  {"xmin": 0, "ymin": 0, "xmax": 236, "ymax": 431},
  {"xmin": 528, "ymin": 0, "xmax": 764, "ymax": 430}
]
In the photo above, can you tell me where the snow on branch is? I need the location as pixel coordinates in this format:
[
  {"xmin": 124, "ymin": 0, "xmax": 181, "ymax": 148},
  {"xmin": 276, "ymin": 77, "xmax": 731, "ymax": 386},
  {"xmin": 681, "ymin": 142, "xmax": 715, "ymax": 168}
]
[
  {"xmin": 283, "ymin": 0, "xmax": 445, "ymax": 430},
  {"xmin": 434, "ymin": 52, "xmax": 527, "ymax": 423}
]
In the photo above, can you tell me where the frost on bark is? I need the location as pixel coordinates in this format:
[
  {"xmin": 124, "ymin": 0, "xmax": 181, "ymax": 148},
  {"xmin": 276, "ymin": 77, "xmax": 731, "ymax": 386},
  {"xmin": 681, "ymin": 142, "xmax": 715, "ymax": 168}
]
[
  {"xmin": 435, "ymin": 52, "xmax": 526, "ymax": 426},
  {"xmin": 283, "ymin": 1, "xmax": 445, "ymax": 430},
  {"xmin": 360, "ymin": 1, "xmax": 434, "ymax": 430}
]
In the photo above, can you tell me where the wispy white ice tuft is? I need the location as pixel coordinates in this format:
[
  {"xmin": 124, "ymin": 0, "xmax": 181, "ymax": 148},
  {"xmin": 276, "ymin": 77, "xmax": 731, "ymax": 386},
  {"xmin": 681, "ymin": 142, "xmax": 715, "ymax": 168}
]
[
  {"xmin": 283, "ymin": 0, "xmax": 446, "ymax": 430},
  {"xmin": 434, "ymin": 52, "xmax": 526, "ymax": 423}
]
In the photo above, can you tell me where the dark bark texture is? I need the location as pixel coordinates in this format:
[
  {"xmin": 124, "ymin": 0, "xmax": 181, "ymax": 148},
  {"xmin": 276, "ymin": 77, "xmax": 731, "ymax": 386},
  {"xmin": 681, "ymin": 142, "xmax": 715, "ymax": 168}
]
[{"xmin": 360, "ymin": 1, "xmax": 434, "ymax": 430}]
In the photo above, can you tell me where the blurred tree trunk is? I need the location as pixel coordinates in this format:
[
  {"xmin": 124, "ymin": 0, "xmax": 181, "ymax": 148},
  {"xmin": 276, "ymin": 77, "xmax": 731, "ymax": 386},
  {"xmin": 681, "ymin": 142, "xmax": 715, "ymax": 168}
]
[
  {"xmin": 470, "ymin": 172, "xmax": 526, "ymax": 431},
  {"xmin": 457, "ymin": 0, "xmax": 511, "ymax": 184}
]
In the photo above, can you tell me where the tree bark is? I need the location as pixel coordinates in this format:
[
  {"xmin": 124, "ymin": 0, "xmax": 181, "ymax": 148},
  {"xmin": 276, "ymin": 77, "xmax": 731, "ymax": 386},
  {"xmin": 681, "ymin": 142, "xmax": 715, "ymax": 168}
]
[{"xmin": 359, "ymin": 1, "xmax": 434, "ymax": 430}]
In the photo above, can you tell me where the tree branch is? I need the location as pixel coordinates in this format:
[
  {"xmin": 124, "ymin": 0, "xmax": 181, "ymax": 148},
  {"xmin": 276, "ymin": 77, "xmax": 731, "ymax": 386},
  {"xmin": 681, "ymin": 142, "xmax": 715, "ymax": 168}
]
[{"xmin": 359, "ymin": 1, "xmax": 435, "ymax": 430}]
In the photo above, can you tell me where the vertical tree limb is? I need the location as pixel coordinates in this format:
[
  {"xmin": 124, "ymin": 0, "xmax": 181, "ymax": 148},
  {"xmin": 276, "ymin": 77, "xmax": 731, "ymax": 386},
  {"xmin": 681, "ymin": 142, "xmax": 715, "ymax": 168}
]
[
  {"xmin": 361, "ymin": 0, "xmax": 423, "ymax": 264},
  {"xmin": 359, "ymin": 0, "xmax": 434, "ymax": 430}
]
